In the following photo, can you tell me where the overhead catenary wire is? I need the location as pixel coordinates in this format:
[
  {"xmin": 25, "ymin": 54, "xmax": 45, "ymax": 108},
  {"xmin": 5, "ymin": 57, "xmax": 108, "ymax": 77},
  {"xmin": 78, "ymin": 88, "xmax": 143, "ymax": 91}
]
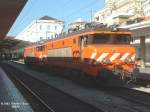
[
  {"xmin": 61, "ymin": 0, "xmax": 74, "ymax": 10},
  {"xmin": 8, "ymin": 0, "xmax": 101, "ymax": 36},
  {"xmin": 63, "ymin": 0, "xmax": 100, "ymax": 21},
  {"xmin": 9, "ymin": 0, "xmax": 74, "ymax": 36}
]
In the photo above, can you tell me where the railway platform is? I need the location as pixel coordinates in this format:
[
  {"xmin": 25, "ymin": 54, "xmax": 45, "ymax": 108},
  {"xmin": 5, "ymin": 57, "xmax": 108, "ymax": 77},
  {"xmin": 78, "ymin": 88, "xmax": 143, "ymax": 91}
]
[
  {"xmin": 139, "ymin": 67, "xmax": 150, "ymax": 74},
  {"xmin": 0, "ymin": 66, "xmax": 33, "ymax": 112},
  {"xmin": 135, "ymin": 67, "xmax": 150, "ymax": 81}
]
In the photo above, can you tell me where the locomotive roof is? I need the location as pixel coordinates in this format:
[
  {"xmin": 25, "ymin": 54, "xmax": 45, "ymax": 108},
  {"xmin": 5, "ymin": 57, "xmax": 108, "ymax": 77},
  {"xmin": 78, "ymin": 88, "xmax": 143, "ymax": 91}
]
[
  {"xmin": 26, "ymin": 27, "xmax": 131, "ymax": 48},
  {"xmin": 63, "ymin": 27, "xmax": 131, "ymax": 37}
]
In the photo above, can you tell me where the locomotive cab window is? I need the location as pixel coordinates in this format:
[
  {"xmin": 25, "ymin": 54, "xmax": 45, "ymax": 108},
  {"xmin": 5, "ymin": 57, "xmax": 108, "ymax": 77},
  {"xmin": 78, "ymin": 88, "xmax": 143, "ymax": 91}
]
[
  {"xmin": 80, "ymin": 35, "xmax": 88, "ymax": 46},
  {"xmin": 84, "ymin": 34, "xmax": 131, "ymax": 45},
  {"xmin": 36, "ymin": 45, "xmax": 45, "ymax": 51}
]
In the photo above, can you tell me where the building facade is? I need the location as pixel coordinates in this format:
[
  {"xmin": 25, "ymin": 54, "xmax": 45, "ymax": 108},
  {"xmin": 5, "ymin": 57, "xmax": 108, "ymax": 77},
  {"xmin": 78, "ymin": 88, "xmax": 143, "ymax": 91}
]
[
  {"xmin": 15, "ymin": 16, "xmax": 64, "ymax": 42},
  {"xmin": 143, "ymin": 0, "xmax": 150, "ymax": 16},
  {"xmin": 94, "ymin": 0, "xmax": 144, "ymax": 25}
]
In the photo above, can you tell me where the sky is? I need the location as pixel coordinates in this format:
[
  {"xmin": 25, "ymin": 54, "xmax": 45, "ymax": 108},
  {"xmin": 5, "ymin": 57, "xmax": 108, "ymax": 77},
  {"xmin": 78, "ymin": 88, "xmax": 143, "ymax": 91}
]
[{"xmin": 7, "ymin": 0, "xmax": 105, "ymax": 36}]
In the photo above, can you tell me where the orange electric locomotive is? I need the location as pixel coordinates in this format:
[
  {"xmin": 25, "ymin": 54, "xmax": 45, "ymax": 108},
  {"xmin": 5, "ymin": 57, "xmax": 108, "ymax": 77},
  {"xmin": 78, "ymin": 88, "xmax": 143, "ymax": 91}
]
[{"xmin": 24, "ymin": 26, "xmax": 136, "ymax": 85}]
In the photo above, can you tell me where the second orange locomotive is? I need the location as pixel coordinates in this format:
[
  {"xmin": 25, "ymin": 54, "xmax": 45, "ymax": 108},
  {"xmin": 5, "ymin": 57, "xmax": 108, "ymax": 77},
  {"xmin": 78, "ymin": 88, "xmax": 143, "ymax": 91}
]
[{"xmin": 24, "ymin": 26, "xmax": 136, "ymax": 85}]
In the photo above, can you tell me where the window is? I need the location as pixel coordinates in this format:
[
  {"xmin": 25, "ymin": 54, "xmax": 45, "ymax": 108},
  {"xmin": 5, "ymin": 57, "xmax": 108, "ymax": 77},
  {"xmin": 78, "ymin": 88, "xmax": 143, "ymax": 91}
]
[
  {"xmin": 36, "ymin": 45, "xmax": 46, "ymax": 51},
  {"xmin": 40, "ymin": 25, "xmax": 42, "ymax": 30},
  {"xmin": 47, "ymin": 25, "xmax": 50, "ymax": 30},
  {"xmin": 81, "ymin": 34, "xmax": 131, "ymax": 45},
  {"xmin": 51, "ymin": 35, "xmax": 53, "ymax": 39},
  {"xmin": 62, "ymin": 41, "xmax": 65, "ymax": 46},
  {"xmin": 96, "ymin": 16, "xmax": 99, "ymax": 21},
  {"xmin": 55, "ymin": 34, "xmax": 58, "ymax": 38},
  {"xmin": 40, "ymin": 37, "xmax": 43, "ymax": 40},
  {"xmin": 55, "ymin": 26, "xmax": 57, "ymax": 30},
  {"xmin": 36, "ymin": 46, "xmax": 41, "ymax": 51}
]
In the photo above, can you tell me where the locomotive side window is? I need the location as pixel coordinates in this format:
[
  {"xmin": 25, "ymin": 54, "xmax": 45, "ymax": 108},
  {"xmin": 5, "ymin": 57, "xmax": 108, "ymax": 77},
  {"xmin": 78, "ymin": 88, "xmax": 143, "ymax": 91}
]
[
  {"xmin": 86, "ymin": 34, "xmax": 131, "ymax": 45},
  {"xmin": 62, "ymin": 41, "xmax": 65, "ymax": 46}
]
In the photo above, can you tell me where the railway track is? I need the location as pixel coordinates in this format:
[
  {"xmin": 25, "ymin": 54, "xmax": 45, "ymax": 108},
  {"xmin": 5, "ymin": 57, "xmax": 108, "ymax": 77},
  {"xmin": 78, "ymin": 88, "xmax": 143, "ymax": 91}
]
[
  {"xmin": 1, "ymin": 64, "xmax": 103, "ymax": 112},
  {"xmin": 48, "ymin": 66, "xmax": 150, "ymax": 108},
  {"xmin": 2, "ymin": 61, "xmax": 150, "ymax": 112},
  {"xmin": 101, "ymin": 86, "xmax": 150, "ymax": 108},
  {"xmin": 12, "ymin": 60, "xmax": 150, "ymax": 87}
]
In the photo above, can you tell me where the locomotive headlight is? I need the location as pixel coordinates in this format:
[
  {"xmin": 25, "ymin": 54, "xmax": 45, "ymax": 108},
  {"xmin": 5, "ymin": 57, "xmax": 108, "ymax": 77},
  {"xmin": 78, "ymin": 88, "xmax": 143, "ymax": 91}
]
[
  {"xmin": 125, "ymin": 57, "xmax": 132, "ymax": 63},
  {"xmin": 39, "ymin": 55, "xmax": 42, "ymax": 59},
  {"xmin": 103, "ymin": 59, "xmax": 111, "ymax": 64}
]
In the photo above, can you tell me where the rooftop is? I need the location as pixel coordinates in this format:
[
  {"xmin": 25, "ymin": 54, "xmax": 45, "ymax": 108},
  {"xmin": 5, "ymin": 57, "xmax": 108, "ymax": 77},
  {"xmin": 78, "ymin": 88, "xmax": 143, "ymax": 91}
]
[
  {"xmin": 39, "ymin": 16, "xmax": 64, "ymax": 22},
  {"xmin": 39, "ymin": 16, "xmax": 58, "ymax": 20}
]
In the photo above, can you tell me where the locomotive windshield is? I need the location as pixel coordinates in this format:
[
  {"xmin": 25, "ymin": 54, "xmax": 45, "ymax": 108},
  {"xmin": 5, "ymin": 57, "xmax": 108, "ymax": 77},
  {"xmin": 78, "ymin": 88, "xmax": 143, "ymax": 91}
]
[{"xmin": 84, "ymin": 34, "xmax": 131, "ymax": 45}]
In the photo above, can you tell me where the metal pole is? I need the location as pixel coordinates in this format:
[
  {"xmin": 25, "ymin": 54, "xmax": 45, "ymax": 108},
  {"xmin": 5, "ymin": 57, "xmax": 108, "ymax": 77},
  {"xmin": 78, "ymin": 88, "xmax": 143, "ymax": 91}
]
[
  {"xmin": 91, "ymin": 9, "xmax": 93, "ymax": 22},
  {"xmin": 140, "ymin": 36, "xmax": 145, "ymax": 68},
  {"xmin": 80, "ymin": 36, "xmax": 84, "ymax": 62}
]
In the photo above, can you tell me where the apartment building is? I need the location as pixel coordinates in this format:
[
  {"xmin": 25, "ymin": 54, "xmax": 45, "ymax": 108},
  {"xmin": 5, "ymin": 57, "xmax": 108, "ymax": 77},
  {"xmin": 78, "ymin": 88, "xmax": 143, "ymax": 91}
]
[
  {"xmin": 94, "ymin": 0, "xmax": 143, "ymax": 25},
  {"xmin": 15, "ymin": 16, "xmax": 64, "ymax": 42}
]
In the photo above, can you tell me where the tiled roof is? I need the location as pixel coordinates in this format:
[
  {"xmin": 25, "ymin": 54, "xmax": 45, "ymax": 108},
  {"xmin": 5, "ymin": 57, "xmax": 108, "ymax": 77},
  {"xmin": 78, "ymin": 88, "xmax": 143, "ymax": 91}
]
[
  {"xmin": 39, "ymin": 16, "xmax": 64, "ymax": 23},
  {"xmin": 39, "ymin": 16, "xmax": 57, "ymax": 20}
]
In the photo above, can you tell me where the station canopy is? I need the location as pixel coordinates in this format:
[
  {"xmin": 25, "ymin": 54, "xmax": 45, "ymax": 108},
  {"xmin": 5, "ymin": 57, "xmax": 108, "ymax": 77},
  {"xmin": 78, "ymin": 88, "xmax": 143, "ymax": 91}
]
[
  {"xmin": 0, "ymin": 0, "xmax": 27, "ymax": 40},
  {"xmin": 0, "ymin": 37, "xmax": 31, "ymax": 52}
]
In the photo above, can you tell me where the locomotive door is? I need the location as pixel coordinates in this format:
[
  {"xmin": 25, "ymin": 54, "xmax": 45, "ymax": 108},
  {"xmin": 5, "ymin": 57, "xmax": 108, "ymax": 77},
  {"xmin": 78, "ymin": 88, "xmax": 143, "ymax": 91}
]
[
  {"xmin": 42, "ymin": 45, "xmax": 47, "ymax": 58},
  {"xmin": 80, "ymin": 35, "xmax": 88, "ymax": 62}
]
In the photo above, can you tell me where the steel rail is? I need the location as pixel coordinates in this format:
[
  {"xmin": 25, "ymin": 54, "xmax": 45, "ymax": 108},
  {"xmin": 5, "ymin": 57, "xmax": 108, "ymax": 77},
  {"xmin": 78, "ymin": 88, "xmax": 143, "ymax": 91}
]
[
  {"xmin": 1, "ymin": 63, "xmax": 103, "ymax": 112},
  {"xmin": 2, "ymin": 65, "xmax": 55, "ymax": 112}
]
